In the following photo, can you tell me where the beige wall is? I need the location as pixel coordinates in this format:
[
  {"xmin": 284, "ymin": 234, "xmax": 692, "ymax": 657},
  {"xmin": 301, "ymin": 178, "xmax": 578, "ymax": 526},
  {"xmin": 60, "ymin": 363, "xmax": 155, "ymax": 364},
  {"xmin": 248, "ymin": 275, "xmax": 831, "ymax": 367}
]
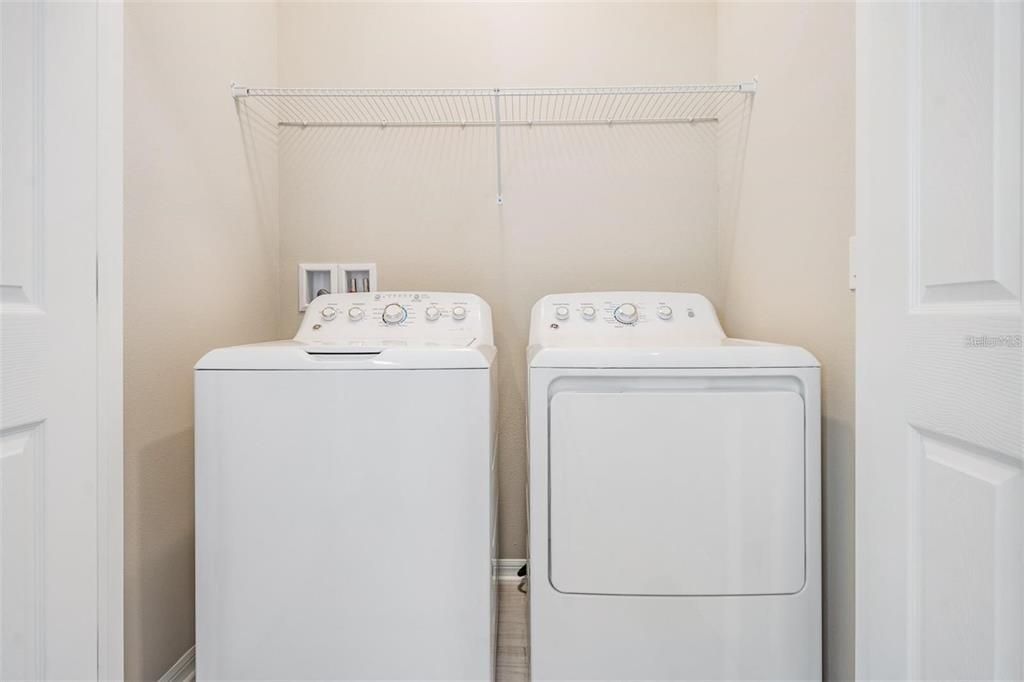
[
  {"xmin": 717, "ymin": 3, "xmax": 855, "ymax": 680},
  {"xmin": 124, "ymin": 2, "xmax": 278, "ymax": 679},
  {"xmin": 277, "ymin": 1, "xmax": 721, "ymax": 561}
]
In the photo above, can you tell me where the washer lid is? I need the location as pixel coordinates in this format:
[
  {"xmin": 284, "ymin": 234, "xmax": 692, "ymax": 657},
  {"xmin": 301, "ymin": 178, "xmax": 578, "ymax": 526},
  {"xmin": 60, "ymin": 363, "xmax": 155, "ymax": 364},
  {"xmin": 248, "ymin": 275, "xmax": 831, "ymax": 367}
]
[{"xmin": 195, "ymin": 340, "xmax": 495, "ymax": 370}]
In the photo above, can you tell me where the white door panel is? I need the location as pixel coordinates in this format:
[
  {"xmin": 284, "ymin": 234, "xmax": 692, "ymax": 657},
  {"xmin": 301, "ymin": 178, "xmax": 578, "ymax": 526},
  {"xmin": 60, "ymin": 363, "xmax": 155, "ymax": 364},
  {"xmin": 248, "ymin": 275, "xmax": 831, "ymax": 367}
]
[
  {"xmin": 857, "ymin": 2, "xmax": 1023, "ymax": 679},
  {"xmin": 0, "ymin": 428, "xmax": 42, "ymax": 679},
  {"xmin": 1, "ymin": 2, "xmax": 107, "ymax": 678},
  {"xmin": 917, "ymin": 433, "xmax": 1022, "ymax": 680},
  {"xmin": 918, "ymin": 2, "xmax": 1021, "ymax": 305}
]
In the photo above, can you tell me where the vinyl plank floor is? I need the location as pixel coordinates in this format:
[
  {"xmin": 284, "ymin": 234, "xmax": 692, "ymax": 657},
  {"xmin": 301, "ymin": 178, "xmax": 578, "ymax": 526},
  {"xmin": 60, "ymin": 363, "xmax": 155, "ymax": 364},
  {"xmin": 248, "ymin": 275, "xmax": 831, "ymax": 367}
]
[{"xmin": 497, "ymin": 581, "xmax": 529, "ymax": 681}]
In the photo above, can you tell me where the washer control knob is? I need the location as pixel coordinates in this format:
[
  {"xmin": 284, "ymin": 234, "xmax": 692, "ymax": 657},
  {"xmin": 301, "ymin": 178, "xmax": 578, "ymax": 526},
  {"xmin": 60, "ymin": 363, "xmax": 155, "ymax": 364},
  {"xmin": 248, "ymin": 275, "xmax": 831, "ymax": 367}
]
[
  {"xmin": 320, "ymin": 307, "xmax": 337, "ymax": 321},
  {"xmin": 382, "ymin": 303, "xmax": 407, "ymax": 325},
  {"xmin": 347, "ymin": 306, "xmax": 364, "ymax": 322},
  {"xmin": 451, "ymin": 305, "xmax": 467, "ymax": 321},
  {"xmin": 424, "ymin": 305, "xmax": 441, "ymax": 321},
  {"xmin": 614, "ymin": 303, "xmax": 639, "ymax": 325},
  {"xmin": 581, "ymin": 305, "xmax": 597, "ymax": 320},
  {"xmin": 657, "ymin": 305, "xmax": 673, "ymax": 320},
  {"xmin": 555, "ymin": 305, "xmax": 570, "ymax": 321}
]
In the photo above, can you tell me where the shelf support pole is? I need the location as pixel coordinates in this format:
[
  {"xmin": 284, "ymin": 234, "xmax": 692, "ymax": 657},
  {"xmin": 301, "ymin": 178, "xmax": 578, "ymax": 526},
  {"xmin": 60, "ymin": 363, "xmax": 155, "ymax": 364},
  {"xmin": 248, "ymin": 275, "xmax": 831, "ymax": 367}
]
[{"xmin": 493, "ymin": 89, "xmax": 503, "ymax": 205}]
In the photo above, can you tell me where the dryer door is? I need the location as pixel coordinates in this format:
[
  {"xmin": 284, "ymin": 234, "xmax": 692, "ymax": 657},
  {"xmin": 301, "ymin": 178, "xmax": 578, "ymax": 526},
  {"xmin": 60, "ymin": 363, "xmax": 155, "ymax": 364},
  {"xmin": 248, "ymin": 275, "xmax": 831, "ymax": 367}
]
[{"xmin": 549, "ymin": 388, "xmax": 805, "ymax": 596}]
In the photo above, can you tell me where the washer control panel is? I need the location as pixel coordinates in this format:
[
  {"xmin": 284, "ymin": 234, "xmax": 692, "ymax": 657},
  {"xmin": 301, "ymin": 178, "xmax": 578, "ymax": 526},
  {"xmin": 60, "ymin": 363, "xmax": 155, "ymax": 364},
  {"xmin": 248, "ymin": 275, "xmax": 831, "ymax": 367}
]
[
  {"xmin": 296, "ymin": 292, "xmax": 493, "ymax": 347},
  {"xmin": 529, "ymin": 292, "xmax": 726, "ymax": 347}
]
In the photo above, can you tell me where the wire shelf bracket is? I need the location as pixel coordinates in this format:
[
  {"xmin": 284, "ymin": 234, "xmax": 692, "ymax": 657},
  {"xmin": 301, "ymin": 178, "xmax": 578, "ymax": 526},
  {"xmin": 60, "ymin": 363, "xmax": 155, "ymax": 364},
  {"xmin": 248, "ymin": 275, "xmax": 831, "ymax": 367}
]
[{"xmin": 231, "ymin": 81, "xmax": 757, "ymax": 205}]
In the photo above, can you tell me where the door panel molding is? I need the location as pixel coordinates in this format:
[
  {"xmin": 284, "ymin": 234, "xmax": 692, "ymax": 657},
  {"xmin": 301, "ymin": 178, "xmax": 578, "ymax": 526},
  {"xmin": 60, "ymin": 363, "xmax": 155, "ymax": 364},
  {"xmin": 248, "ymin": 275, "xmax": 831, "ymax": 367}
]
[
  {"xmin": 907, "ymin": 427, "xmax": 1023, "ymax": 680},
  {"xmin": 0, "ymin": 423, "xmax": 45, "ymax": 681},
  {"xmin": 910, "ymin": 1, "xmax": 1023, "ymax": 313}
]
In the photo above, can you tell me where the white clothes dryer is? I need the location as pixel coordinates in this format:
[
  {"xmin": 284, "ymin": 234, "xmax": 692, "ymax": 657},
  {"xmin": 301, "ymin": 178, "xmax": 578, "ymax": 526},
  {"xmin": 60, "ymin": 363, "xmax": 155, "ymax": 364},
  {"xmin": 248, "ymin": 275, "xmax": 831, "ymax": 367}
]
[{"xmin": 527, "ymin": 292, "xmax": 821, "ymax": 680}]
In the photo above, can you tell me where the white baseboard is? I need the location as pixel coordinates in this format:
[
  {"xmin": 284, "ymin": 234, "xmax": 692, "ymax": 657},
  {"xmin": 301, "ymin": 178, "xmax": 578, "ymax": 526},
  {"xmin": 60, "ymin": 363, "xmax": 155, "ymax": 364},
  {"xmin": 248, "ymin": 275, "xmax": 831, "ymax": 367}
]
[
  {"xmin": 495, "ymin": 558, "xmax": 527, "ymax": 582},
  {"xmin": 159, "ymin": 645, "xmax": 195, "ymax": 682}
]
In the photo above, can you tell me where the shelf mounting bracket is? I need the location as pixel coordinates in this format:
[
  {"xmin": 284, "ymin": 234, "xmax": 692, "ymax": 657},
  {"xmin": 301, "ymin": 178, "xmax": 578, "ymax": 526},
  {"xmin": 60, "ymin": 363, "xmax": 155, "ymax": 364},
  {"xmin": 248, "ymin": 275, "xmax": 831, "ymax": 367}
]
[{"xmin": 493, "ymin": 89, "xmax": 503, "ymax": 206}]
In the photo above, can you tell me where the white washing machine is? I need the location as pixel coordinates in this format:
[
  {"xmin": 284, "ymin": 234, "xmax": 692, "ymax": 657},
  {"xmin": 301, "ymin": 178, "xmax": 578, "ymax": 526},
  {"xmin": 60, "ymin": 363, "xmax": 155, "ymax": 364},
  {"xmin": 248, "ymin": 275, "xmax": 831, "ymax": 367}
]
[
  {"xmin": 195, "ymin": 292, "xmax": 497, "ymax": 681},
  {"xmin": 527, "ymin": 292, "xmax": 821, "ymax": 681}
]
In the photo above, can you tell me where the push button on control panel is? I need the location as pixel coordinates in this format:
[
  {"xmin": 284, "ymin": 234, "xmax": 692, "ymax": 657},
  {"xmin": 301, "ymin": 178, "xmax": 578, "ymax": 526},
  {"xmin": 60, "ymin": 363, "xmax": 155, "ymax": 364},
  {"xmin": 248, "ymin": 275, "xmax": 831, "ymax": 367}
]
[
  {"xmin": 555, "ymin": 306, "xmax": 570, "ymax": 321},
  {"xmin": 581, "ymin": 305, "xmax": 596, "ymax": 320},
  {"xmin": 451, "ymin": 306, "xmax": 467, "ymax": 321},
  {"xmin": 424, "ymin": 305, "xmax": 441, "ymax": 321},
  {"xmin": 657, "ymin": 305, "xmax": 673, "ymax": 320},
  {"xmin": 320, "ymin": 307, "xmax": 337, "ymax": 321},
  {"xmin": 347, "ymin": 306, "xmax": 364, "ymax": 322}
]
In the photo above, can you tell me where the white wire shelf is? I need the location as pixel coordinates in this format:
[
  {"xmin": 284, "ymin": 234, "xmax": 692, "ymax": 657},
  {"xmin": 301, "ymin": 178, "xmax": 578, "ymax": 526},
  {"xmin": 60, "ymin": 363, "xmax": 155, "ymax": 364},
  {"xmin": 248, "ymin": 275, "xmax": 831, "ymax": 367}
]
[
  {"xmin": 232, "ymin": 81, "xmax": 757, "ymax": 204},
  {"xmin": 231, "ymin": 82, "xmax": 756, "ymax": 128}
]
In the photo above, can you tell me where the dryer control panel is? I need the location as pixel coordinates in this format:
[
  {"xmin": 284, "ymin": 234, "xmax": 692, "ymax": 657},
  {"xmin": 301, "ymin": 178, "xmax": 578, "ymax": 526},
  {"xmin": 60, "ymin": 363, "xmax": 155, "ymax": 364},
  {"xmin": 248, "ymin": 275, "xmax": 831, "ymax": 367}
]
[
  {"xmin": 296, "ymin": 292, "xmax": 494, "ymax": 348},
  {"xmin": 529, "ymin": 292, "xmax": 726, "ymax": 347}
]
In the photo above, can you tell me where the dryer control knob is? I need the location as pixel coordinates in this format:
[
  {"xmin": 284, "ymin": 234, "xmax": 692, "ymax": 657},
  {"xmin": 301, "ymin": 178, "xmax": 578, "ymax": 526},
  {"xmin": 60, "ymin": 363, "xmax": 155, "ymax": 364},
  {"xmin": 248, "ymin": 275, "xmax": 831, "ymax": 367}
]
[
  {"xmin": 347, "ymin": 306, "xmax": 364, "ymax": 322},
  {"xmin": 382, "ymin": 303, "xmax": 407, "ymax": 325},
  {"xmin": 614, "ymin": 303, "xmax": 639, "ymax": 325},
  {"xmin": 424, "ymin": 305, "xmax": 441, "ymax": 321},
  {"xmin": 451, "ymin": 305, "xmax": 467, "ymax": 321},
  {"xmin": 555, "ymin": 306, "xmax": 570, "ymax": 321},
  {"xmin": 657, "ymin": 305, "xmax": 673, "ymax": 320},
  {"xmin": 320, "ymin": 307, "xmax": 337, "ymax": 321},
  {"xmin": 581, "ymin": 305, "xmax": 597, "ymax": 320}
]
